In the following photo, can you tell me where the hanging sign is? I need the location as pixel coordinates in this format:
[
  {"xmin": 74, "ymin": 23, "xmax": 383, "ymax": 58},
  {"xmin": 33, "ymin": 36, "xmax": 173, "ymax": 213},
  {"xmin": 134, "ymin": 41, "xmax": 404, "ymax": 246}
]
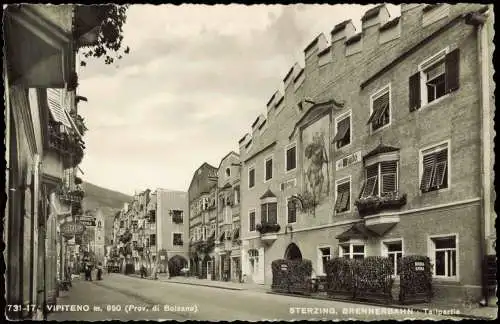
[{"xmin": 60, "ymin": 221, "xmax": 85, "ymax": 237}]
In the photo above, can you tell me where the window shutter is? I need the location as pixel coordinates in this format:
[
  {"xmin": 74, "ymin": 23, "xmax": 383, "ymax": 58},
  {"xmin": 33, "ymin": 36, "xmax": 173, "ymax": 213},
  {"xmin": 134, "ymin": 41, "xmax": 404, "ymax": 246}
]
[
  {"xmin": 420, "ymin": 153, "xmax": 436, "ymax": 191},
  {"xmin": 261, "ymin": 204, "xmax": 267, "ymax": 224},
  {"xmin": 432, "ymin": 161, "xmax": 447, "ymax": 188},
  {"xmin": 445, "ymin": 48, "xmax": 460, "ymax": 93},
  {"xmin": 368, "ymin": 92, "xmax": 389, "ymax": 125},
  {"xmin": 339, "ymin": 190, "xmax": 350, "ymax": 212},
  {"xmin": 381, "ymin": 161, "xmax": 398, "ymax": 193},
  {"xmin": 409, "ymin": 72, "xmax": 421, "ymax": 111},
  {"xmin": 359, "ymin": 180, "xmax": 366, "ymax": 199},
  {"xmin": 335, "ymin": 192, "xmax": 345, "ymax": 211},
  {"xmin": 361, "ymin": 176, "xmax": 378, "ymax": 197},
  {"xmin": 268, "ymin": 203, "xmax": 278, "ymax": 224}
]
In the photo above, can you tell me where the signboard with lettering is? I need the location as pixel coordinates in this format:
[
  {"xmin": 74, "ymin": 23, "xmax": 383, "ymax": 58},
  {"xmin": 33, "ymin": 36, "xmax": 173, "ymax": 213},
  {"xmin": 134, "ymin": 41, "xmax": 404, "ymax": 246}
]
[
  {"xmin": 280, "ymin": 264, "xmax": 288, "ymax": 271},
  {"xmin": 60, "ymin": 221, "xmax": 85, "ymax": 237},
  {"xmin": 414, "ymin": 261, "xmax": 425, "ymax": 271},
  {"xmin": 80, "ymin": 219, "xmax": 96, "ymax": 227},
  {"xmin": 335, "ymin": 151, "xmax": 362, "ymax": 171}
]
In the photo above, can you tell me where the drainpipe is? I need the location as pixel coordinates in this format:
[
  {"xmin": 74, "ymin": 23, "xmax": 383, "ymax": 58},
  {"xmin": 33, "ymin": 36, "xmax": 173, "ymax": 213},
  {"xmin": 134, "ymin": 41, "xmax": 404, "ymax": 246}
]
[{"xmin": 466, "ymin": 5, "xmax": 493, "ymax": 306}]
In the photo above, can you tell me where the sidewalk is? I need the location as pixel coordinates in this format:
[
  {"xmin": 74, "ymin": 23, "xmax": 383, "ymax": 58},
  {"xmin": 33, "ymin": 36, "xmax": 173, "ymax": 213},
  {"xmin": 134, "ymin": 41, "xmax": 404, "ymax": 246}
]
[
  {"xmin": 157, "ymin": 274, "xmax": 268, "ymax": 292},
  {"xmin": 267, "ymin": 291, "xmax": 498, "ymax": 320}
]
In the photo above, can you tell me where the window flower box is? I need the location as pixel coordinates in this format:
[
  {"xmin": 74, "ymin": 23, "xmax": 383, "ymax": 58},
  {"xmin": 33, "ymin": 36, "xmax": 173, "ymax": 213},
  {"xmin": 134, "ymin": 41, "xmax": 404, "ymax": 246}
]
[
  {"xmin": 355, "ymin": 192, "xmax": 407, "ymax": 217},
  {"xmin": 256, "ymin": 222, "xmax": 281, "ymax": 235}
]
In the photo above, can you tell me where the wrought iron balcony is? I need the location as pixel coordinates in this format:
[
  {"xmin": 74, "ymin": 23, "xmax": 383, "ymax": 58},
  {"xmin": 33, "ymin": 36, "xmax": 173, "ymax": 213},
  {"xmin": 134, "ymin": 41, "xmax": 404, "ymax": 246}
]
[
  {"xmin": 355, "ymin": 191, "xmax": 407, "ymax": 217},
  {"xmin": 256, "ymin": 222, "xmax": 281, "ymax": 235}
]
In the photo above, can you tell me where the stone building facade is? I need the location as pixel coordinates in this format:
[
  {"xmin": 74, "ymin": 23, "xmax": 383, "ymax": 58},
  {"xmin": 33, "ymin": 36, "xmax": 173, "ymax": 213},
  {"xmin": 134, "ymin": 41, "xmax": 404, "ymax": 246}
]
[{"xmin": 238, "ymin": 3, "xmax": 494, "ymax": 302}]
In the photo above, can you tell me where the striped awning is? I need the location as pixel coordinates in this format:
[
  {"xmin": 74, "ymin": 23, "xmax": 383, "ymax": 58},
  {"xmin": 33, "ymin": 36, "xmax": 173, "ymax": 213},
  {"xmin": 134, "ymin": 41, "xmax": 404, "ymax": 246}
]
[{"xmin": 47, "ymin": 88, "xmax": 71, "ymax": 128}]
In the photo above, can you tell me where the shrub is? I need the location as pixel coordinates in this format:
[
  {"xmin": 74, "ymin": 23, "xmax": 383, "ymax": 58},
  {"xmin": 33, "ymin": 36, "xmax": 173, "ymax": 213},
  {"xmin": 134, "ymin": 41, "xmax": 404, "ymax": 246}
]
[
  {"xmin": 271, "ymin": 259, "xmax": 313, "ymax": 294},
  {"xmin": 399, "ymin": 255, "xmax": 433, "ymax": 304},
  {"xmin": 325, "ymin": 257, "xmax": 357, "ymax": 297},
  {"xmin": 356, "ymin": 256, "xmax": 394, "ymax": 302}
]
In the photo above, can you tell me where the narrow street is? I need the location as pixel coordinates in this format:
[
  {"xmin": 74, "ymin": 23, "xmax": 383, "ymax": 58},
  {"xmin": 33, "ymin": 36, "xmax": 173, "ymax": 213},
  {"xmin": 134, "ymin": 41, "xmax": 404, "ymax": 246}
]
[{"xmin": 48, "ymin": 274, "xmax": 462, "ymax": 321}]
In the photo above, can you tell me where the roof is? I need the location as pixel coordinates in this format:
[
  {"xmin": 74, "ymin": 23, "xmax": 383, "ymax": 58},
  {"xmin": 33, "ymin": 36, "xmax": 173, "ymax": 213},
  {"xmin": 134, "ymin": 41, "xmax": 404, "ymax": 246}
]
[
  {"xmin": 260, "ymin": 189, "xmax": 276, "ymax": 199},
  {"xmin": 379, "ymin": 16, "xmax": 400, "ymax": 31},
  {"xmin": 331, "ymin": 19, "xmax": 352, "ymax": 35},
  {"xmin": 336, "ymin": 223, "xmax": 378, "ymax": 241},
  {"xmin": 363, "ymin": 143, "xmax": 400, "ymax": 161},
  {"xmin": 217, "ymin": 151, "xmax": 240, "ymax": 170},
  {"xmin": 362, "ymin": 4, "xmax": 384, "ymax": 22}
]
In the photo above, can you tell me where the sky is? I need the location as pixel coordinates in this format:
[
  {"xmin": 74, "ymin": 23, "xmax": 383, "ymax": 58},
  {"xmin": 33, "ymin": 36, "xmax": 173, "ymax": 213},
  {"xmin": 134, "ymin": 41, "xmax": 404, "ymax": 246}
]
[{"xmin": 78, "ymin": 4, "xmax": 401, "ymax": 196}]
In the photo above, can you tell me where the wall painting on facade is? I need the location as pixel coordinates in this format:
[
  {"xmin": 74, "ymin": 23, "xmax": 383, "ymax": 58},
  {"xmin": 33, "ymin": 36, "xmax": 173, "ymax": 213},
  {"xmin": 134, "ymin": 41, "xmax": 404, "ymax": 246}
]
[{"xmin": 301, "ymin": 114, "xmax": 330, "ymax": 206}]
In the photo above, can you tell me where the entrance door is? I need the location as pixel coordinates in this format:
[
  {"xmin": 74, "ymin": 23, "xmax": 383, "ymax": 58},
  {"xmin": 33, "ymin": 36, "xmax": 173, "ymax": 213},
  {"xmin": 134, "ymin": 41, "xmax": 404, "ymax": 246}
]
[{"xmin": 207, "ymin": 261, "xmax": 213, "ymax": 280}]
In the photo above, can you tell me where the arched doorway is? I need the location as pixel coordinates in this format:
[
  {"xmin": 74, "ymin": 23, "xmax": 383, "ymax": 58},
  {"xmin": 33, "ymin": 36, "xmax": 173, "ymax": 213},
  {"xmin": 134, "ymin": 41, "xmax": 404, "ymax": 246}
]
[
  {"xmin": 284, "ymin": 243, "xmax": 302, "ymax": 260},
  {"xmin": 168, "ymin": 255, "xmax": 188, "ymax": 277}
]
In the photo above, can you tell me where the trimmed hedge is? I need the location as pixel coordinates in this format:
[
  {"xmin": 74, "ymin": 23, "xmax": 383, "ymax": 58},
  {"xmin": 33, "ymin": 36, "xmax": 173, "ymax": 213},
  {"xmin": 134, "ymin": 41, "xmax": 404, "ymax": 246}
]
[
  {"xmin": 325, "ymin": 257, "xmax": 394, "ymax": 303},
  {"xmin": 399, "ymin": 255, "xmax": 433, "ymax": 304},
  {"xmin": 271, "ymin": 259, "xmax": 313, "ymax": 295}
]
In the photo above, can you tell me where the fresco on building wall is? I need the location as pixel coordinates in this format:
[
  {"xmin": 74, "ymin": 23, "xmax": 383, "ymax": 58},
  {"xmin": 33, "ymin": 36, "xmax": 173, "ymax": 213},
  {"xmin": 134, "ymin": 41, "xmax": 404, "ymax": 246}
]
[{"xmin": 301, "ymin": 114, "xmax": 330, "ymax": 205}]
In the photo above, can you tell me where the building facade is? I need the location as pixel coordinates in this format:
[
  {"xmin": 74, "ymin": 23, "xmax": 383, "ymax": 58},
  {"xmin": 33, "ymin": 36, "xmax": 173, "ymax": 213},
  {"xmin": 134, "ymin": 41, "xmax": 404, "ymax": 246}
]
[
  {"xmin": 215, "ymin": 152, "xmax": 242, "ymax": 282},
  {"xmin": 155, "ymin": 188, "xmax": 189, "ymax": 275},
  {"xmin": 188, "ymin": 163, "xmax": 218, "ymax": 279},
  {"xmin": 3, "ymin": 4, "xmax": 107, "ymax": 319},
  {"xmin": 238, "ymin": 3, "xmax": 494, "ymax": 302}
]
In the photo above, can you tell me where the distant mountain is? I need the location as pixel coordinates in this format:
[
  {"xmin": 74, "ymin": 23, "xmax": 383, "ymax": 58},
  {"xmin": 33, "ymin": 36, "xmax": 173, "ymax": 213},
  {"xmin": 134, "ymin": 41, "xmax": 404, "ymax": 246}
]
[{"xmin": 81, "ymin": 182, "xmax": 132, "ymax": 212}]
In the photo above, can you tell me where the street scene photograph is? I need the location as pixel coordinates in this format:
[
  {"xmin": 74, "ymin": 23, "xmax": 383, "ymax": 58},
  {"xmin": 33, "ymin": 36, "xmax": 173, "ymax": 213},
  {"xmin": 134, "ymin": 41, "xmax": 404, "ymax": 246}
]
[{"xmin": 2, "ymin": 2, "xmax": 497, "ymax": 321}]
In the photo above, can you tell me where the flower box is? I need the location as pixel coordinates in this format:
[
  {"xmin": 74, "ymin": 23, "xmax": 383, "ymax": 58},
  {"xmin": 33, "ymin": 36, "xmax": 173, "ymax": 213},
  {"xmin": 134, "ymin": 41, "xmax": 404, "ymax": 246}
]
[
  {"xmin": 355, "ymin": 192, "xmax": 407, "ymax": 217},
  {"xmin": 256, "ymin": 223, "xmax": 281, "ymax": 235}
]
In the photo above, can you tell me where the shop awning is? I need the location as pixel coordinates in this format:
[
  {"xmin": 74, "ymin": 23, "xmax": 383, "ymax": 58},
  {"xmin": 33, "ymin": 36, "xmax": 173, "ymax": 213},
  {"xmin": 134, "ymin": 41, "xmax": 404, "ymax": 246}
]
[{"xmin": 336, "ymin": 223, "xmax": 378, "ymax": 242}]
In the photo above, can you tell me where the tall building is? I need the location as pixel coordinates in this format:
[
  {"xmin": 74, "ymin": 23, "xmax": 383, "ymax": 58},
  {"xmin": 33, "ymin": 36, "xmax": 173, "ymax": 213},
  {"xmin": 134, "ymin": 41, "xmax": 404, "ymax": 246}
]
[
  {"xmin": 155, "ymin": 188, "xmax": 189, "ymax": 275},
  {"xmin": 4, "ymin": 4, "xmax": 105, "ymax": 319},
  {"xmin": 238, "ymin": 3, "xmax": 494, "ymax": 303},
  {"xmin": 215, "ymin": 152, "xmax": 242, "ymax": 282},
  {"xmin": 188, "ymin": 163, "xmax": 218, "ymax": 279}
]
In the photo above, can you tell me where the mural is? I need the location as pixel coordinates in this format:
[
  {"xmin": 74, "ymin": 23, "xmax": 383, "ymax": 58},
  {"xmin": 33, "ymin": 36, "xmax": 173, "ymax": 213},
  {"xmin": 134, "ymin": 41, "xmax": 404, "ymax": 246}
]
[{"xmin": 302, "ymin": 114, "xmax": 330, "ymax": 205}]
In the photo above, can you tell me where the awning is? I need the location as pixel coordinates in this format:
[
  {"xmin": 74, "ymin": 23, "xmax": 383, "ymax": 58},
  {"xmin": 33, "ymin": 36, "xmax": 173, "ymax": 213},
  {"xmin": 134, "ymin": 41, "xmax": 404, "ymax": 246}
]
[
  {"xmin": 336, "ymin": 223, "xmax": 378, "ymax": 242},
  {"xmin": 332, "ymin": 118, "xmax": 350, "ymax": 142},
  {"xmin": 47, "ymin": 88, "xmax": 71, "ymax": 128}
]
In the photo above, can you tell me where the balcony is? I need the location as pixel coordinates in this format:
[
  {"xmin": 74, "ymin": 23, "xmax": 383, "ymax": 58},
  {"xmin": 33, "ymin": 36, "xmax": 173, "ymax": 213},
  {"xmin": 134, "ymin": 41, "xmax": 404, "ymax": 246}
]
[
  {"xmin": 48, "ymin": 122, "xmax": 85, "ymax": 168},
  {"xmin": 354, "ymin": 191, "xmax": 407, "ymax": 217}
]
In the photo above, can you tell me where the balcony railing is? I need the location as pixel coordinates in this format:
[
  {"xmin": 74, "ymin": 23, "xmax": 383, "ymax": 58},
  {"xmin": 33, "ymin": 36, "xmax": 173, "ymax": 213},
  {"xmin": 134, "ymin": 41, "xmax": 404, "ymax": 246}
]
[
  {"xmin": 56, "ymin": 185, "xmax": 85, "ymax": 203},
  {"xmin": 48, "ymin": 121, "xmax": 85, "ymax": 167},
  {"xmin": 354, "ymin": 191, "xmax": 407, "ymax": 217},
  {"xmin": 256, "ymin": 222, "xmax": 281, "ymax": 235}
]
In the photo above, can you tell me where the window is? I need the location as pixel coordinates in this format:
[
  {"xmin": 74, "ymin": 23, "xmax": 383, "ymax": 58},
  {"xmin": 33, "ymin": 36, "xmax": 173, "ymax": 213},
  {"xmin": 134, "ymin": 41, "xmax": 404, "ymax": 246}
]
[
  {"xmin": 368, "ymin": 86, "xmax": 391, "ymax": 132},
  {"xmin": 249, "ymin": 249, "xmax": 259, "ymax": 273},
  {"xmin": 98, "ymin": 221, "xmax": 102, "ymax": 228},
  {"xmin": 120, "ymin": 221, "xmax": 124, "ymax": 228},
  {"xmin": 285, "ymin": 144, "xmax": 297, "ymax": 172},
  {"xmin": 234, "ymin": 187, "xmax": 240, "ymax": 205},
  {"xmin": 261, "ymin": 202, "xmax": 278, "ymax": 224},
  {"xmin": 226, "ymin": 167, "xmax": 231, "ymax": 177},
  {"xmin": 149, "ymin": 210, "xmax": 156, "ymax": 223},
  {"xmin": 249, "ymin": 210, "xmax": 256, "ymax": 232},
  {"xmin": 264, "ymin": 156, "xmax": 273, "ymax": 181},
  {"xmin": 173, "ymin": 233, "xmax": 183, "ymax": 246},
  {"xmin": 172, "ymin": 210, "xmax": 184, "ymax": 224},
  {"xmin": 149, "ymin": 234, "xmax": 156, "ymax": 246},
  {"xmin": 339, "ymin": 243, "xmax": 365, "ymax": 260},
  {"xmin": 383, "ymin": 240, "xmax": 403, "ymax": 276},
  {"xmin": 410, "ymin": 48, "xmax": 460, "ymax": 111},
  {"xmin": 420, "ymin": 143, "xmax": 448, "ymax": 193},
  {"xmin": 430, "ymin": 235, "xmax": 457, "ymax": 278},
  {"xmin": 248, "ymin": 166, "xmax": 255, "ymax": 189},
  {"xmin": 334, "ymin": 112, "xmax": 351, "ymax": 149},
  {"xmin": 335, "ymin": 178, "xmax": 351, "ymax": 213},
  {"xmin": 224, "ymin": 207, "xmax": 232, "ymax": 224},
  {"xmin": 287, "ymin": 198, "xmax": 297, "ymax": 224},
  {"xmin": 360, "ymin": 161, "xmax": 398, "ymax": 198},
  {"xmin": 319, "ymin": 247, "xmax": 331, "ymax": 274}
]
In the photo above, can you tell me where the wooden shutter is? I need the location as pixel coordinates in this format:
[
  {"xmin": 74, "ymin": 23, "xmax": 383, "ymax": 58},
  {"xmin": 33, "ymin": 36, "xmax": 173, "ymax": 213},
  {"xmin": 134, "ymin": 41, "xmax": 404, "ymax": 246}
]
[
  {"xmin": 287, "ymin": 200, "xmax": 296, "ymax": 223},
  {"xmin": 287, "ymin": 146, "xmax": 296, "ymax": 170},
  {"xmin": 367, "ymin": 92, "xmax": 389, "ymax": 125},
  {"xmin": 249, "ymin": 212, "xmax": 255, "ymax": 231},
  {"xmin": 381, "ymin": 161, "xmax": 398, "ymax": 193},
  {"xmin": 333, "ymin": 117, "xmax": 350, "ymax": 142},
  {"xmin": 409, "ymin": 72, "xmax": 421, "ymax": 111},
  {"xmin": 268, "ymin": 203, "xmax": 278, "ymax": 224},
  {"xmin": 361, "ymin": 176, "xmax": 377, "ymax": 198},
  {"xmin": 359, "ymin": 180, "xmax": 366, "ymax": 199},
  {"xmin": 432, "ymin": 161, "xmax": 447, "ymax": 188},
  {"xmin": 445, "ymin": 48, "xmax": 460, "ymax": 93},
  {"xmin": 420, "ymin": 153, "xmax": 436, "ymax": 191},
  {"xmin": 261, "ymin": 204, "xmax": 268, "ymax": 224},
  {"xmin": 335, "ymin": 192, "xmax": 345, "ymax": 211}
]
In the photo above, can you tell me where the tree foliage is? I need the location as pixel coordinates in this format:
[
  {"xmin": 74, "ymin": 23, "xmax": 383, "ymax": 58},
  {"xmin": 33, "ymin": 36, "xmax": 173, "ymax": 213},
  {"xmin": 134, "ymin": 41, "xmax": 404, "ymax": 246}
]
[{"xmin": 80, "ymin": 4, "xmax": 130, "ymax": 67}]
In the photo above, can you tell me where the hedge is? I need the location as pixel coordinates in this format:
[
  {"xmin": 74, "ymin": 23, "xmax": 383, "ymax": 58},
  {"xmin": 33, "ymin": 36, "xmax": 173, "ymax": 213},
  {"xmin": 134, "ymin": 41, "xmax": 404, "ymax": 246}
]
[
  {"xmin": 271, "ymin": 259, "xmax": 312, "ymax": 295},
  {"xmin": 325, "ymin": 257, "xmax": 393, "ymax": 303},
  {"xmin": 399, "ymin": 255, "xmax": 432, "ymax": 304}
]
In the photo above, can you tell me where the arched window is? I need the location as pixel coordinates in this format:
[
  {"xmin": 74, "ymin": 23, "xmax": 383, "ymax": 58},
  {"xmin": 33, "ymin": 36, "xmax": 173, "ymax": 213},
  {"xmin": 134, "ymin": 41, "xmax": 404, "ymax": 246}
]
[
  {"xmin": 226, "ymin": 167, "xmax": 231, "ymax": 177},
  {"xmin": 248, "ymin": 249, "xmax": 259, "ymax": 273}
]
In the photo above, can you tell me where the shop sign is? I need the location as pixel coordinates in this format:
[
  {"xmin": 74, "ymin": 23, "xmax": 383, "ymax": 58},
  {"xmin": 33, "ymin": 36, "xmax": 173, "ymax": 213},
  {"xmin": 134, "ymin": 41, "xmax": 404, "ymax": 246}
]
[
  {"xmin": 414, "ymin": 261, "xmax": 425, "ymax": 271},
  {"xmin": 60, "ymin": 221, "xmax": 85, "ymax": 236},
  {"xmin": 335, "ymin": 151, "xmax": 362, "ymax": 171}
]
